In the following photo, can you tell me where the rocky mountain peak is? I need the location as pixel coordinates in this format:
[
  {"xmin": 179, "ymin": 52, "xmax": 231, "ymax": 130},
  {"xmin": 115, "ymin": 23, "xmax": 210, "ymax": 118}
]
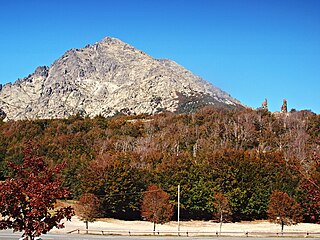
[
  {"xmin": 34, "ymin": 66, "xmax": 49, "ymax": 77},
  {"xmin": 98, "ymin": 36, "xmax": 126, "ymax": 45},
  {"xmin": 0, "ymin": 37, "xmax": 243, "ymax": 121}
]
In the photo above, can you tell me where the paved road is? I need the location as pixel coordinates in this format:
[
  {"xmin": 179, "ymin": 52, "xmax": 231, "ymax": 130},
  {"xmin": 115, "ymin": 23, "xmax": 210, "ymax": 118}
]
[{"xmin": 0, "ymin": 230, "xmax": 315, "ymax": 240}]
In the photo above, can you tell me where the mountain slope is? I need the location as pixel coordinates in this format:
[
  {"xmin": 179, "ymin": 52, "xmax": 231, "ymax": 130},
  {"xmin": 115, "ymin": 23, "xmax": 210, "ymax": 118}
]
[{"xmin": 0, "ymin": 37, "xmax": 243, "ymax": 120}]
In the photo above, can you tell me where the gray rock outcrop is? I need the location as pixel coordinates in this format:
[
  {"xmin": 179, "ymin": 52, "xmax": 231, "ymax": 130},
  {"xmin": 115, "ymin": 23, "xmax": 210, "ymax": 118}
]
[{"xmin": 0, "ymin": 37, "xmax": 243, "ymax": 120}]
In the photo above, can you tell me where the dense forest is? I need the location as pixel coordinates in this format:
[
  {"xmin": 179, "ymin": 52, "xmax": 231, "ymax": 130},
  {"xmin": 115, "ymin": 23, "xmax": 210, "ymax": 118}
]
[{"xmin": 0, "ymin": 107, "xmax": 319, "ymax": 222}]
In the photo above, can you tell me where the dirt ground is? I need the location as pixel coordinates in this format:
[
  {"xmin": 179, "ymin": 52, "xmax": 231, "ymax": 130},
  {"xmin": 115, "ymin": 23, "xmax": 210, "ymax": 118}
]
[{"xmin": 52, "ymin": 217, "xmax": 320, "ymax": 235}]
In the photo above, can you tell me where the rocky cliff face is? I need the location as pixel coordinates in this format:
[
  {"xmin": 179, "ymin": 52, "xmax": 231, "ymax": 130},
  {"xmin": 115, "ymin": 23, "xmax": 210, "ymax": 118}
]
[{"xmin": 0, "ymin": 37, "xmax": 243, "ymax": 120}]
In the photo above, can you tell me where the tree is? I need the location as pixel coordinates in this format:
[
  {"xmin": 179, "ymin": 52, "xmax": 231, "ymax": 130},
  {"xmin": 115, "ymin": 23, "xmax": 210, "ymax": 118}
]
[
  {"xmin": 141, "ymin": 184, "xmax": 173, "ymax": 233},
  {"xmin": 213, "ymin": 192, "xmax": 231, "ymax": 235},
  {"xmin": 0, "ymin": 145, "xmax": 74, "ymax": 240},
  {"xmin": 94, "ymin": 156, "xmax": 146, "ymax": 220},
  {"xmin": 267, "ymin": 191, "xmax": 302, "ymax": 232},
  {"xmin": 299, "ymin": 153, "xmax": 320, "ymax": 223},
  {"xmin": 75, "ymin": 193, "xmax": 101, "ymax": 233},
  {"xmin": 299, "ymin": 178, "xmax": 320, "ymax": 223}
]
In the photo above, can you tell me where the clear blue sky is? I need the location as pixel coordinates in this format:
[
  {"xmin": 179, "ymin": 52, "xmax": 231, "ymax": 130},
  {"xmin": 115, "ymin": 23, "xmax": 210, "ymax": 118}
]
[{"xmin": 0, "ymin": 0, "xmax": 319, "ymax": 113}]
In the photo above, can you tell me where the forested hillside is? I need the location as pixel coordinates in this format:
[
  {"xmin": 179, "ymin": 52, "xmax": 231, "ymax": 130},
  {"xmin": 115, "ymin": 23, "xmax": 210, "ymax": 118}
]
[{"xmin": 0, "ymin": 107, "xmax": 319, "ymax": 222}]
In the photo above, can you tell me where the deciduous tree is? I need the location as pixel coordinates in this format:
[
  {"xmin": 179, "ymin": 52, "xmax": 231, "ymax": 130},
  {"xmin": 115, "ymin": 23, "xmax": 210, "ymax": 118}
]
[
  {"xmin": 213, "ymin": 192, "xmax": 231, "ymax": 235},
  {"xmin": 0, "ymin": 145, "xmax": 74, "ymax": 240},
  {"xmin": 298, "ymin": 154, "xmax": 320, "ymax": 223},
  {"xmin": 75, "ymin": 193, "xmax": 101, "ymax": 233},
  {"xmin": 299, "ymin": 178, "xmax": 320, "ymax": 223},
  {"xmin": 267, "ymin": 191, "xmax": 302, "ymax": 232},
  {"xmin": 141, "ymin": 184, "xmax": 173, "ymax": 233}
]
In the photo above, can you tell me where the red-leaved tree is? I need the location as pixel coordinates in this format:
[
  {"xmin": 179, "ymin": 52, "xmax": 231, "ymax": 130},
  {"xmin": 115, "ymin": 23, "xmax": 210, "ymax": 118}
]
[
  {"xmin": 299, "ymin": 177, "xmax": 320, "ymax": 223},
  {"xmin": 76, "ymin": 193, "xmax": 101, "ymax": 232},
  {"xmin": 0, "ymin": 145, "xmax": 74, "ymax": 240},
  {"xmin": 141, "ymin": 184, "xmax": 173, "ymax": 233},
  {"xmin": 299, "ymin": 153, "xmax": 320, "ymax": 223},
  {"xmin": 267, "ymin": 191, "xmax": 302, "ymax": 232}
]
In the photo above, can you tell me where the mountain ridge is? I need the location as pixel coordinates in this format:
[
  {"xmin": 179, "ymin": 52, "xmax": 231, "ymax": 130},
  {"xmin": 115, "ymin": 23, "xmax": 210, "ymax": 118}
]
[{"xmin": 0, "ymin": 37, "xmax": 243, "ymax": 120}]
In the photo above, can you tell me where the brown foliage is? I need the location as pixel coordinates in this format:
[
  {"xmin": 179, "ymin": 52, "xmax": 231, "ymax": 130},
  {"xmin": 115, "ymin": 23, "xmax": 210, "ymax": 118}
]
[
  {"xmin": 76, "ymin": 193, "xmax": 101, "ymax": 223},
  {"xmin": 213, "ymin": 192, "xmax": 231, "ymax": 234},
  {"xmin": 267, "ymin": 191, "xmax": 303, "ymax": 230},
  {"xmin": 213, "ymin": 192, "xmax": 231, "ymax": 220},
  {"xmin": 141, "ymin": 185, "xmax": 173, "ymax": 230},
  {"xmin": 0, "ymin": 107, "xmax": 319, "ymax": 221}
]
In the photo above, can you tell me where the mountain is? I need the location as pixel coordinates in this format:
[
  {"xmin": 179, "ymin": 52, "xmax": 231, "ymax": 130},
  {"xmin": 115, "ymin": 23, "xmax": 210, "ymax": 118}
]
[{"xmin": 0, "ymin": 37, "xmax": 243, "ymax": 120}]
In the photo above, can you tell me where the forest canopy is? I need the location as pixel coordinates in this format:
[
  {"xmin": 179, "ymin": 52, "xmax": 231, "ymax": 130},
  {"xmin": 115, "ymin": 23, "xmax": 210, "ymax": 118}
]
[{"xmin": 0, "ymin": 107, "xmax": 319, "ymax": 222}]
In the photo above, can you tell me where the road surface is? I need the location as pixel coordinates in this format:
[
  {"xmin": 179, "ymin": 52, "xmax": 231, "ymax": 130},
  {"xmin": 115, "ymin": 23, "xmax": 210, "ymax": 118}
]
[{"xmin": 0, "ymin": 230, "xmax": 316, "ymax": 240}]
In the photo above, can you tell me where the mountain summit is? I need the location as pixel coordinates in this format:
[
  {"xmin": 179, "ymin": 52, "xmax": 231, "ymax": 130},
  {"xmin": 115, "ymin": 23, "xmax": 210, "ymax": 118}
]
[{"xmin": 0, "ymin": 37, "xmax": 243, "ymax": 120}]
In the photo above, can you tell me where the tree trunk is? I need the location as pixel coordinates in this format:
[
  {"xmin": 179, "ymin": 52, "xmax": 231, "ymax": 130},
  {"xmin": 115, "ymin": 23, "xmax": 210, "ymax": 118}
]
[
  {"xmin": 86, "ymin": 220, "xmax": 88, "ymax": 234},
  {"xmin": 219, "ymin": 211, "xmax": 223, "ymax": 235},
  {"xmin": 153, "ymin": 221, "xmax": 156, "ymax": 235},
  {"xmin": 281, "ymin": 220, "xmax": 284, "ymax": 233}
]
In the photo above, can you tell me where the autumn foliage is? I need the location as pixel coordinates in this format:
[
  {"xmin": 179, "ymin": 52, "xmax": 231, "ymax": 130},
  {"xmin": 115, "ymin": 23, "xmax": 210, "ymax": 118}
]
[
  {"xmin": 141, "ymin": 185, "xmax": 173, "ymax": 231},
  {"xmin": 0, "ymin": 107, "xmax": 319, "ymax": 222},
  {"xmin": 0, "ymin": 144, "xmax": 74, "ymax": 239},
  {"xmin": 75, "ymin": 193, "xmax": 101, "ymax": 230},
  {"xmin": 299, "ymin": 178, "xmax": 320, "ymax": 223},
  {"xmin": 267, "ymin": 191, "xmax": 303, "ymax": 231},
  {"xmin": 213, "ymin": 192, "xmax": 231, "ymax": 234}
]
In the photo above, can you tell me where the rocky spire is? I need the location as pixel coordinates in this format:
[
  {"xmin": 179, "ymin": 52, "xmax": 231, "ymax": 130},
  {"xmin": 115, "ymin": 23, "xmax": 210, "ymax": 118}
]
[
  {"xmin": 262, "ymin": 98, "xmax": 268, "ymax": 110},
  {"xmin": 281, "ymin": 99, "xmax": 288, "ymax": 113}
]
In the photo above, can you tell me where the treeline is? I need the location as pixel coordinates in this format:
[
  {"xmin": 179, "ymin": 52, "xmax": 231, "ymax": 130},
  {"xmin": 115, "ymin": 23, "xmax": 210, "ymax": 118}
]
[{"xmin": 0, "ymin": 107, "xmax": 319, "ymax": 222}]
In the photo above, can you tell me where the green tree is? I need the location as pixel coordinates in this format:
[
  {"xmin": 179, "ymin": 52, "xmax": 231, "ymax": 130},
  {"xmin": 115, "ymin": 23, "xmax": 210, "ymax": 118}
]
[{"xmin": 90, "ymin": 155, "xmax": 146, "ymax": 219}]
